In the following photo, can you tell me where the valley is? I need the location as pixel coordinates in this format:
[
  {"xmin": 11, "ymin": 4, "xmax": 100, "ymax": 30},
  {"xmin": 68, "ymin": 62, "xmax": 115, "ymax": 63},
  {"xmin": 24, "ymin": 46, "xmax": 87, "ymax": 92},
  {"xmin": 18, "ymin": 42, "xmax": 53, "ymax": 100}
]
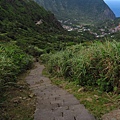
[{"xmin": 60, "ymin": 19, "xmax": 120, "ymax": 38}]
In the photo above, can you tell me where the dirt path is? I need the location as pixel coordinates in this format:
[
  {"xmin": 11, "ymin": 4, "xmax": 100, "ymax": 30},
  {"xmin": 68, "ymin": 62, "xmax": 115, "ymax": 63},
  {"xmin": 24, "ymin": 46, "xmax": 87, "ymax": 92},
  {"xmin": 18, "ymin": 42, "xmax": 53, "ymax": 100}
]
[{"xmin": 26, "ymin": 62, "xmax": 96, "ymax": 120}]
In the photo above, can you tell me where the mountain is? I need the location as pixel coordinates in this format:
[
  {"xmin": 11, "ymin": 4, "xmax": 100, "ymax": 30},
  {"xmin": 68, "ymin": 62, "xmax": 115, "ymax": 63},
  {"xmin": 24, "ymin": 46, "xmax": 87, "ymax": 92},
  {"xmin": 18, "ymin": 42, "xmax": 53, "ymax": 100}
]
[
  {"xmin": 0, "ymin": 0, "xmax": 66, "ymax": 54},
  {"xmin": 34, "ymin": 0, "xmax": 115, "ymax": 24},
  {"xmin": 1, "ymin": 0, "xmax": 95, "ymax": 56},
  {"xmin": 104, "ymin": 0, "xmax": 120, "ymax": 17},
  {"xmin": 0, "ymin": 0, "xmax": 63, "ymax": 40}
]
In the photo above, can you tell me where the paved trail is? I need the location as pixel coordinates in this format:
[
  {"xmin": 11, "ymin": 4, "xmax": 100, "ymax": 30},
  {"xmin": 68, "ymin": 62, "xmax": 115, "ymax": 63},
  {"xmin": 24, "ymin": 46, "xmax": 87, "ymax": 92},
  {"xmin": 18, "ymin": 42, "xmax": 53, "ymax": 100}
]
[{"xmin": 26, "ymin": 62, "xmax": 96, "ymax": 120}]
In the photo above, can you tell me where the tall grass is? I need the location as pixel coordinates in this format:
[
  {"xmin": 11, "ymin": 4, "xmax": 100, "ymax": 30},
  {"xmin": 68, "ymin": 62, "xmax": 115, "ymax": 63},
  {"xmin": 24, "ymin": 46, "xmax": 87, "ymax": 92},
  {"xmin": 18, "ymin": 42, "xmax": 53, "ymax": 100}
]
[
  {"xmin": 42, "ymin": 41, "xmax": 120, "ymax": 92},
  {"xmin": 0, "ymin": 42, "xmax": 33, "ymax": 102}
]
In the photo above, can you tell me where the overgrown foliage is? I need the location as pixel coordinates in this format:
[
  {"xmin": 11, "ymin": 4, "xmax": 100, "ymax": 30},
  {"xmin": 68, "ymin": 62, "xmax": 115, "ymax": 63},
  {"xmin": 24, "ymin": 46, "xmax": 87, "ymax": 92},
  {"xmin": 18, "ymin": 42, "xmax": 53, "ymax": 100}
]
[
  {"xmin": 0, "ymin": 42, "xmax": 33, "ymax": 103},
  {"xmin": 42, "ymin": 41, "xmax": 120, "ymax": 92}
]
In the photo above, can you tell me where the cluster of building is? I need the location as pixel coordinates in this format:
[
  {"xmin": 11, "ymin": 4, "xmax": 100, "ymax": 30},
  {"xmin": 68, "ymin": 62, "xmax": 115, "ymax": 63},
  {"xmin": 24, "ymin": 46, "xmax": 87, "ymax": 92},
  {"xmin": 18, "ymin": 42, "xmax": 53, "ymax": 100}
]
[
  {"xmin": 62, "ymin": 24, "xmax": 90, "ymax": 32},
  {"xmin": 96, "ymin": 24, "xmax": 120, "ymax": 37},
  {"xmin": 110, "ymin": 24, "xmax": 120, "ymax": 33},
  {"xmin": 61, "ymin": 20, "xmax": 120, "ymax": 38}
]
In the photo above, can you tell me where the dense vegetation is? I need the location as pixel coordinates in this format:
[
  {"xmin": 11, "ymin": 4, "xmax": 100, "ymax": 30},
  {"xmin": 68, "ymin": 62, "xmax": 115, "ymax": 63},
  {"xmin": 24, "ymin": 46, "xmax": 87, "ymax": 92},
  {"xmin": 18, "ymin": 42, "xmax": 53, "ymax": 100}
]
[
  {"xmin": 34, "ymin": 0, "xmax": 115, "ymax": 24},
  {"xmin": 41, "ymin": 41, "xmax": 120, "ymax": 92},
  {"xmin": 0, "ymin": 43, "xmax": 35, "ymax": 120},
  {"xmin": 0, "ymin": 0, "xmax": 95, "ymax": 92},
  {"xmin": 0, "ymin": 42, "xmax": 33, "ymax": 94},
  {"xmin": 0, "ymin": 0, "xmax": 120, "ymax": 119},
  {"xmin": 0, "ymin": 0, "xmax": 63, "ymax": 47},
  {"xmin": 0, "ymin": 0, "xmax": 65, "ymax": 118},
  {"xmin": 0, "ymin": 0, "xmax": 95, "ymax": 55}
]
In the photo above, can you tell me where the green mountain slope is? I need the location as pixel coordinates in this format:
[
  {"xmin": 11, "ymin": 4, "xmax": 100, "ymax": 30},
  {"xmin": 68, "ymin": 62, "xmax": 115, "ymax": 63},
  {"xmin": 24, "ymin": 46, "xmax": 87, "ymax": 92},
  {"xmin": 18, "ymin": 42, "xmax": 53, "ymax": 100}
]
[
  {"xmin": 0, "ymin": 0, "xmax": 67, "ymax": 54},
  {"xmin": 0, "ymin": 0, "xmax": 96, "ymax": 55},
  {"xmin": 34, "ymin": 0, "xmax": 115, "ymax": 24},
  {"xmin": 0, "ymin": 0, "xmax": 63, "ymax": 37}
]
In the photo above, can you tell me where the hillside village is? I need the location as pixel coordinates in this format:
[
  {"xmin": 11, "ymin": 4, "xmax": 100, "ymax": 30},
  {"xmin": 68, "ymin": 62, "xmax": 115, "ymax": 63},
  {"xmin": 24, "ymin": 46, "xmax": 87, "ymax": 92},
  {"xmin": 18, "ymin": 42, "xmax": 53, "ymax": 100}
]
[
  {"xmin": 62, "ymin": 21, "xmax": 120, "ymax": 38},
  {"xmin": 110, "ymin": 24, "xmax": 120, "ymax": 33}
]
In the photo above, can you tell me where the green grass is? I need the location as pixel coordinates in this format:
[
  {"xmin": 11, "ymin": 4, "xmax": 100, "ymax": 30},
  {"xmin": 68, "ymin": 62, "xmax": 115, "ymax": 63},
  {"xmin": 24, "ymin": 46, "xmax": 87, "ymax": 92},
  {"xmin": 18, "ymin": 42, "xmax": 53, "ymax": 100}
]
[
  {"xmin": 0, "ymin": 42, "xmax": 33, "ymax": 76},
  {"xmin": 42, "ymin": 41, "xmax": 120, "ymax": 92},
  {"xmin": 0, "ymin": 42, "xmax": 33, "ymax": 84},
  {"xmin": 0, "ymin": 42, "xmax": 35, "ymax": 120}
]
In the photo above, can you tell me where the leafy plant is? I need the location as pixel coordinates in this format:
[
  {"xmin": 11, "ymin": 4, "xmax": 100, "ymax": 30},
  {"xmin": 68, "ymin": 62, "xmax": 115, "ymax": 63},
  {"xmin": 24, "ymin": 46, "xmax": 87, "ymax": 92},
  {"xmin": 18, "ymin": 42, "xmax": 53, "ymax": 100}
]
[
  {"xmin": 42, "ymin": 41, "xmax": 120, "ymax": 92},
  {"xmin": 0, "ymin": 42, "xmax": 33, "ymax": 103}
]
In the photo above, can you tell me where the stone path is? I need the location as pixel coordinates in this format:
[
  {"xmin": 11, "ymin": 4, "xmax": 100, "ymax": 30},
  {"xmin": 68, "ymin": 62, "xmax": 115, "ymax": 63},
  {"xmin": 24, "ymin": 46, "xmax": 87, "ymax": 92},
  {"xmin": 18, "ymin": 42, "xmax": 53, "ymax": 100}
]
[
  {"xmin": 26, "ymin": 62, "xmax": 96, "ymax": 120},
  {"xmin": 102, "ymin": 109, "xmax": 120, "ymax": 120}
]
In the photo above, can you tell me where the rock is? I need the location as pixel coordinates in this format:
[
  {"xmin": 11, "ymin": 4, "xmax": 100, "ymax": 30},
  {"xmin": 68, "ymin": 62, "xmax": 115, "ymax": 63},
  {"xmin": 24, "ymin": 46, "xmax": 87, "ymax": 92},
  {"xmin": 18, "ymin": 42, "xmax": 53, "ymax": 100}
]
[
  {"xmin": 102, "ymin": 109, "xmax": 120, "ymax": 120},
  {"xmin": 13, "ymin": 99, "xmax": 19, "ymax": 103},
  {"xmin": 78, "ymin": 87, "xmax": 85, "ymax": 92},
  {"xmin": 19, "ymin": 97, "xmax": 22, "ymax": 99},
  {"xmin": 86, "ymin": 97, "xmax": 93, "ymax": 102},
  {"xmin": 111, "ymin": 118, "xmax": 117, "ymax": 120},
  {"xmin": 29, "ymin": 94, "xmax": 34, "ymax": 98},
  {"xmin": 23, "ymin": 97, "xmax": 27, "ymax": 100},
  {"xmin": 94, "ymin": 95, "xmax": 99, "ymax": 100},
  {"xmin": 12, "ymin": 97, "xmax": 22, "ymax": 104},
  {"xmin": 13, "ymin": 98, "xmax": 21, "ymax": 104},
  {"xmin": 19, "ymin": 86, "xmax": 25, "ymax": 89}
]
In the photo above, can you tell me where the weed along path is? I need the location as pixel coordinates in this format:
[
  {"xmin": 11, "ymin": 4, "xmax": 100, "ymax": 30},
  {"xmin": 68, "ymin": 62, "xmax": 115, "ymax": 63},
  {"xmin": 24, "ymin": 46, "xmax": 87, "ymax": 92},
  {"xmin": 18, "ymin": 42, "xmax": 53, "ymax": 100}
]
[{"xmin": 26, "ymin": 62, "xmax": 96, "ymax": 120}]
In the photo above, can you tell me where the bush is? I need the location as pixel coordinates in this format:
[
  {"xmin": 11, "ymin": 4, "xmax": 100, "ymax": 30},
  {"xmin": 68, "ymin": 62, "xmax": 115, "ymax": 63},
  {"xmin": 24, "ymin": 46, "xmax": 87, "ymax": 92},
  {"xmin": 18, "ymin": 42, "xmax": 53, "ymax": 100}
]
[
  {"xmin": 0, "ymin": 42, "xmax": 33, "ymax": 99},
  {"xmin": 42, "ymin": 41, "xmax": 120, "ymax": 92},
  {"xmin": 25, "ymin": 45, "xmax": 44, "ymax": 56}
]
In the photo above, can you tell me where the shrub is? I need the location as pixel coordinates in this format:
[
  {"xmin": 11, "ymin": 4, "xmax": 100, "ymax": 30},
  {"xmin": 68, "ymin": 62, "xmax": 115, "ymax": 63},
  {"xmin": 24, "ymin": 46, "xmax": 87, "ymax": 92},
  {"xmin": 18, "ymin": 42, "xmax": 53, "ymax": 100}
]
[
  {"xmin": 25, "ymin": 45, "xmax": 44, "ymax": 56},
  {"xmin": 42, "ymin": 41, "xmax": 120, "ymax": 92},
  {"xmin": 0, "ymin": 42, "xmax": 33, "ymax": 100}
]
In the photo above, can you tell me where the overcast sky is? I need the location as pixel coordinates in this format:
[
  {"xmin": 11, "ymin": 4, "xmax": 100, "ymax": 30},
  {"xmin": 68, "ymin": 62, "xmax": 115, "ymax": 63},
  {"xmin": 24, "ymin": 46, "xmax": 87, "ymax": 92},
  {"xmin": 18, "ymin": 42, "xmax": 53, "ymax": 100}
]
[{"xmin": 104, "ymin": 0, "xmax": 120, "ymax": 17}]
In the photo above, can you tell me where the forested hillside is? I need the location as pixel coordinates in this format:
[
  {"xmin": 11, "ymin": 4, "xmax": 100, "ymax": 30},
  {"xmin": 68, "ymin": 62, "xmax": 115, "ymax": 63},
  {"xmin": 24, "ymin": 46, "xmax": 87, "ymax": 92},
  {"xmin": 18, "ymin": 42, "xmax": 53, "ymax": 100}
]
[
  {"xmin": 0, "ymin": 0, "xmax": 95, "ymax": 52},
  {"xmin": 0, "ymin": 0, "xmax": 63, "ymax": 43},
  {"xmin": 34, "ymin": 0, "xmax": 115, "ymax": 24}
]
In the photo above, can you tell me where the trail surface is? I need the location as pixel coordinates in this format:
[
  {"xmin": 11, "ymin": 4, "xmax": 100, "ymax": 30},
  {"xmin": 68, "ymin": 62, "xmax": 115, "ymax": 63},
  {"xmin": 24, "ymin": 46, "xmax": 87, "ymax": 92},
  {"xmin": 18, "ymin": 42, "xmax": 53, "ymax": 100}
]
[{"xmin": 26, "ymin": 62, "xmax": 96, "ymax": 120}]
